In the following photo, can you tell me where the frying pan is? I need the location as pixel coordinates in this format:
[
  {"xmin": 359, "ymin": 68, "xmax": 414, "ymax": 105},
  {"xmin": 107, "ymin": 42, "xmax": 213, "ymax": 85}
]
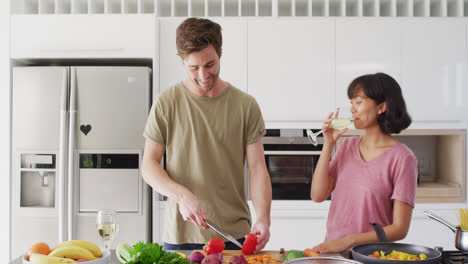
[
  {"xmin": 351, "ymin": 223, "xmax": 442, "ymax": 264},
  {"xmin": 284, "ymin": 257, "xmax": 364, "ymax": 264}
]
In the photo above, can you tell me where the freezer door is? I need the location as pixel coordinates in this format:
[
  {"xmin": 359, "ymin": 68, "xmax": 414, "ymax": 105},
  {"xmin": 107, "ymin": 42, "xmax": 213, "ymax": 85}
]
[
  {"xmin": 11, "ymin": 67, "xmax": 69, "ymax": 258},
  {"xmin": 12, "ymin": 67, "xmax": 68, "ymax": 150},
  {"xmin": 74, "ymin": 67, "xmax": 151, "ymax": 150}
]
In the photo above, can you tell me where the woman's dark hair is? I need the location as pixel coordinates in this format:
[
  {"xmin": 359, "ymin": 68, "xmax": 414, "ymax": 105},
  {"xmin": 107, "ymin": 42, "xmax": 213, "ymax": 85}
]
[{"xmin": 347, "ymin": 72, "xmax": 411, "ymax": 134}]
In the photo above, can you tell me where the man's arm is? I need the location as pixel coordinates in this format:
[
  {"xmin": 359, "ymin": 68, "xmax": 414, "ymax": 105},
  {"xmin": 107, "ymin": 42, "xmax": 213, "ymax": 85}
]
[
  {"xmin": 246, "ymin": 138, "xmax": 272, "ymax": 252},
  {"xmin": 141, "ymin": 139, "xmax": 207, "ymax": 228}
]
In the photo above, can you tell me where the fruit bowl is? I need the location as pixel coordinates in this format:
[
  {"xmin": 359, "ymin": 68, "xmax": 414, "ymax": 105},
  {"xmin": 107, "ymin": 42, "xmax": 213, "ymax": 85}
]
[{"xmin": 23, "ymin": 248, "xmax": 110, "ymax": 264}]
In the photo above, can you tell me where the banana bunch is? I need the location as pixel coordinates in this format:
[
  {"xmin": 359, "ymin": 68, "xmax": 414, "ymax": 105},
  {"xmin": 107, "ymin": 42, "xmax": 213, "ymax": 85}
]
[
  {"xmin": 49, "ymin": 245, "xmax": 97, "ymax": 260},
  {"xmin": 28, "ymin": 240, "xmax": 101, "ymax": 263},
  {"xmin": 52, "ymin": 240, "xmax": 102, "ymax": 258},
  {"xmin": 29, "ymin": 253, "xmax": 77, "ymax": 263}
]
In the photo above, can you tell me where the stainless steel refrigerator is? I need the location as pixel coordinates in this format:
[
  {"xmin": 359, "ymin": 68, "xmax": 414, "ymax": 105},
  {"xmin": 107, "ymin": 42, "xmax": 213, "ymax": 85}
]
[{"xmin": 11, "ymin": 66, "xmax": 151, "ymax": 258}]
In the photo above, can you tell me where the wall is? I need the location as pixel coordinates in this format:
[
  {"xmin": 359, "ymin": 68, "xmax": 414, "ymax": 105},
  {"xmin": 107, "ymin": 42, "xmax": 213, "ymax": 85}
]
[{"xmin": 1, "ymin": 1, "xmax": 11, "ymax": 262}]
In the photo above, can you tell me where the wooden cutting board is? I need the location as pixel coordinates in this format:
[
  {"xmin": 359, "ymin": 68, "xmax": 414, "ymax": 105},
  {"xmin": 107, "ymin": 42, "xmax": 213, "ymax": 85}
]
[{"xmin": 192, "ymin": 250, "xmax": 281, "ymax": 264}]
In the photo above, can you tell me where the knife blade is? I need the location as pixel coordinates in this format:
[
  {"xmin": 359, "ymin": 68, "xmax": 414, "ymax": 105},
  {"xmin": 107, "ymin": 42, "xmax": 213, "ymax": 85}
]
[{"xmin": 205, "ymin": 219, "xmax": 243, "ymax": 249}]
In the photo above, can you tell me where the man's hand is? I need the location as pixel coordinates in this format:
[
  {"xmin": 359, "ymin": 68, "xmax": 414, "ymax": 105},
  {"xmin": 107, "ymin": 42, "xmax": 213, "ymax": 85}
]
[
  {"xmin": 177, "ymin": 190, "xmax": 208, "ymax": 229},
  {"xmin": 251, "ymin": 219, "xmax": 270, "ymax": 253}
]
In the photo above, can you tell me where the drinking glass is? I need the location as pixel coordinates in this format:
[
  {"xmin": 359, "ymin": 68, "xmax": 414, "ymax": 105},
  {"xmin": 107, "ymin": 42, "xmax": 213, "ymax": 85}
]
[
  {"xmin": 307, "ymin": 105, "xmax": 354, "ymax": 146},
  {"xmin": 96, "ymin": 209, "xmax": 119, "ymax": 250}
]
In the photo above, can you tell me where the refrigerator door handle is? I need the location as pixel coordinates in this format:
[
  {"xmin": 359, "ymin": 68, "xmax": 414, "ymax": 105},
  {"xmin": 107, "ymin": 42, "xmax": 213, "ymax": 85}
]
[
  {"xmin": 58, "ymin": 68, "xmax": 70, "ymax": 243},
  {"xmin": 68, "ymin": 67, "xmax": 77, "ymax": 240}
]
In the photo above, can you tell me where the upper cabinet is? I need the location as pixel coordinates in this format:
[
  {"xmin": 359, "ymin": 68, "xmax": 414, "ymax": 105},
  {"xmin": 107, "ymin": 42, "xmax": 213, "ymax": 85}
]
[
  {"xmin": 247, "ymin": 19, "xmax": 335, "ymax": 124},
  {"xmin": 158, "ymin": 18, "xmax": 247, "ymax": 94},
  {"xmin": 9, "ymin": 15, "xmax": 468, "ymax": 127},
  {"xmin": 400, "ymin": 19, "xmax": 467, "ymax": 122},
  {"xmin": 11, "ymin": 15, "xmax": 155, "ymax": 59},
  {"xmin": 158, "ymin": 19, "xmax": 186, "ymax": 94},
  {"xmin": 335, "ymin": 18, "xmax": 401, "ymax": 107}
]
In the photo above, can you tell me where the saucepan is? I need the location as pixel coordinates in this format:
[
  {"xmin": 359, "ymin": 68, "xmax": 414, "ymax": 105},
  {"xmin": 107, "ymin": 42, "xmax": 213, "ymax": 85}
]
[
  {"xmin": 424, "ymin": 210, "xmax": 468, "ymax": 252},
  {"xmin": 351, "ymin": 223, "xmax": 442, "ymax": 264}
]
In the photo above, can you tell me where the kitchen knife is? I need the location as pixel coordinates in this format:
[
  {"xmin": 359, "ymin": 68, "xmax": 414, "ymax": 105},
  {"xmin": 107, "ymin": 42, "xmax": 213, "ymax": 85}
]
[{"xmin": 205, "ymin": 219, "xmax": 243, "ymax": 249}]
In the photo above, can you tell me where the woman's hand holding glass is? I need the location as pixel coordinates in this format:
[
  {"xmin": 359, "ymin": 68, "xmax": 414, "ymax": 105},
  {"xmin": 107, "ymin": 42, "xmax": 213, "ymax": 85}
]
[{"xmin": 308, "ymin": 106, "xmax": 353, "ymax": 146}]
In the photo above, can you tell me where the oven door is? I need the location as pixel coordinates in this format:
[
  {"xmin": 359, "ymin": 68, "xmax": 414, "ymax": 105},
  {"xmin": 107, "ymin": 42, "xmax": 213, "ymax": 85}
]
[{"xmin": 265, "ymin": 150, "xmax": 321, "ymax": 200}]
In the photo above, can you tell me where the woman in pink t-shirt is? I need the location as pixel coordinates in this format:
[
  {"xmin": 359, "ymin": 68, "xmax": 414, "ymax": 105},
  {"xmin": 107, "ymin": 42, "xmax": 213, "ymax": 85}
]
[{"xmin": 310, "ymin": 72, "xmax": 418, "ymax": 253}]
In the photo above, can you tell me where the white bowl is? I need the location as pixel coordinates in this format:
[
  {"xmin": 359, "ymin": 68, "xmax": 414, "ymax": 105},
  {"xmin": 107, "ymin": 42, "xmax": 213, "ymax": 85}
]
[{"xmin": 23, "ymin": 248, "xmax": 110, "ymax": 264}]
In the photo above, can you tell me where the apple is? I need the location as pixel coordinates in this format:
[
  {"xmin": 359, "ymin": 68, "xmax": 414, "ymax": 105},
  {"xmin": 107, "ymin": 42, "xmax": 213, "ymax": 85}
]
[{"xmin": 76, "ymin": 259, "xmax": 89, "ymax": 262}]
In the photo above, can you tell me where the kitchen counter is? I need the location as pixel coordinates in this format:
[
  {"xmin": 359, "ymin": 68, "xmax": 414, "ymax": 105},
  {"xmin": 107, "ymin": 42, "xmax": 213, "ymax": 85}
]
[
  {"xmin": 9, "ymin": 250, "xmax": 348, "ymax": 264},
  {"xmin": 9, "ymin": 250, "xmax": 201, "ymax": 264}
]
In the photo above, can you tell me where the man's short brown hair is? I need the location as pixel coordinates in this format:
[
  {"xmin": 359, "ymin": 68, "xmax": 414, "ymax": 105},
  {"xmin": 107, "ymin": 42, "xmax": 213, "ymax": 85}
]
[{"xmin": 176, "ymin": 18, "xmax": 222, "ymax": 59}]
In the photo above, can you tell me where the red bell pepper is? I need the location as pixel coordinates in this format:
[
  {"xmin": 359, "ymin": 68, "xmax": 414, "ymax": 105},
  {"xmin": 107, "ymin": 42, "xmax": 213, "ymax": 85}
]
[
  {"xmin": 241, "ymin": 233, "xmax": 257, "ymax": 255},
  {"xmin": 203, "ymin": 238, "xmax": 225, "ymax": 254}
]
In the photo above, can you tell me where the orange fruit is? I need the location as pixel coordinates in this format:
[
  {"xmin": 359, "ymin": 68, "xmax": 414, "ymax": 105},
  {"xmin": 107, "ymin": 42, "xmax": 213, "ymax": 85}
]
[{"xmin": 26, "ymin": 242, "xmax": 51, "ymax": 260}]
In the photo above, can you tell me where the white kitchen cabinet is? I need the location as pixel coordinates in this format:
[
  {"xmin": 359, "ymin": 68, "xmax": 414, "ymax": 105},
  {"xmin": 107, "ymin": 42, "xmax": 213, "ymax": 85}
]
[
  {"xmin": 158, "ymin": 18, "xmax": 186, "ymax": 94},
  {"xmin": 335, "ymin": 18, "xmax": 401, "ymax": 106},
  {"xmin": 247, "ymin": 19, "xmax": 335, "ymax": 125},
  {"xmin": 400, "ymin": 19, "xmax": 467, "ymax": 122},
  {"xmin": 158, "ymin": 18, "xmax": 247, "ymax": 94},
  {"xmin": 11, "ymin": 15, "xmax": 155, "ymax": 58},
  {"xmin": 262, "ymin": 209, "xmax": 328, "ymax": 250}
]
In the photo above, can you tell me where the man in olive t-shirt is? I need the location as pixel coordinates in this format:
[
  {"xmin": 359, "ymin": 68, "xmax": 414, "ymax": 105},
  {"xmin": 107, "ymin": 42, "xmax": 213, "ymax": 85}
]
[{"xmin": 141, "ymin": 18, "xmax": 272, "ymax": 251}]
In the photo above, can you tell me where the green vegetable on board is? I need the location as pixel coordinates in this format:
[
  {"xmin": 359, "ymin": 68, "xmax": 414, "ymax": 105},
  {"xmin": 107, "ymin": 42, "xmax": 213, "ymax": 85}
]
[
  {"xmin": 284, "ymin": 250, "xmax": 305, "ymax": 262},
  {"xmin": 116, "ymin": 241, "xmax": 194, "ymax": 264}
]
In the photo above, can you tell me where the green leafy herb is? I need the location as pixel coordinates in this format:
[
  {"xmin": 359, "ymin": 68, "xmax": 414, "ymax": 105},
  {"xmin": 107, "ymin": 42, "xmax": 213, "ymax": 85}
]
[{"xmin": 116, "ymin": 241, "xmax": 194, "ymax": 264}]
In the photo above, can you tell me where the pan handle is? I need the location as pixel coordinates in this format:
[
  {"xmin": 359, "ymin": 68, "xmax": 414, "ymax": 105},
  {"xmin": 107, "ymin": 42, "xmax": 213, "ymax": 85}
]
[
  {"xmin": 424, "ymin": 211, "xmax": 457, "ymax": 233},
  {"xmin": 370, "ymin": 222, "xmax": 388, "ymax": 242}
]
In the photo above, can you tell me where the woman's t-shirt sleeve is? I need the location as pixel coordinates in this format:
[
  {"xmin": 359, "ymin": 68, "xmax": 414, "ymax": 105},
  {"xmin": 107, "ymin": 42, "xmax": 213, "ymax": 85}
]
[{"xmin": 390, "ymin": 152, "xmax": 418, "ymax": 208}]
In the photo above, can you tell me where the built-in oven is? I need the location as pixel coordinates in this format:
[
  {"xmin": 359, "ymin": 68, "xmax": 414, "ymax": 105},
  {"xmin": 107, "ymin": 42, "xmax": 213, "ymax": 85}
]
[{"xmin": 263, "ymin": 129, "xmax": 327, "ymax": 200}]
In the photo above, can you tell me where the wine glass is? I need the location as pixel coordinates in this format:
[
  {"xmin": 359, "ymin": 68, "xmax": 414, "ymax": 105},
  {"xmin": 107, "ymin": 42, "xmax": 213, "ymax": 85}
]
[
  {"xmin": 96, "ymin": 209, "xmax": 119, "ymax": 250},
  {"xmin": 307, "ymin": 105, "xmax": 354, "ymax": 146}
]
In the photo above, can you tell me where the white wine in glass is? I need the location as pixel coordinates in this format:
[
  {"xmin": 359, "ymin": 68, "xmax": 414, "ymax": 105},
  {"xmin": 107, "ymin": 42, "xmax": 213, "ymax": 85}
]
[
  {"xmin": 96, "ymin": 210, "xmax": 119, "ymax": 250},
  {"xmin": 330, "ymin": 118, "xmax": 354, "ymax": 130},
  {"xmin": 97, "ymin": 223, "xmax": 119, "ymax": 243},
  {"xmin": 307, "ymin": 106, "xmax": 353, "ymax": 146}
]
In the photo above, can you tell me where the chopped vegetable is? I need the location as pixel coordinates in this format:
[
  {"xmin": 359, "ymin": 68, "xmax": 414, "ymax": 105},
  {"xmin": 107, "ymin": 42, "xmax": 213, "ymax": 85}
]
[
  {"xmin": 116, "ymin": 241, "xmax": 193, "ymax": 264},
  {"xmin": 242, "ymin": 234, "xmax": 258, "ymax": 255},
  {"xmin": 204, "ymin": 238, "xmax": 225, "ymax": 255},
  {"xmin": 246, "ymin": 255, "xmax": 281, "ymax": 264},
  {"xmin": 367, "ymin": 250, "xmax": 427, "ymax": 260}
]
